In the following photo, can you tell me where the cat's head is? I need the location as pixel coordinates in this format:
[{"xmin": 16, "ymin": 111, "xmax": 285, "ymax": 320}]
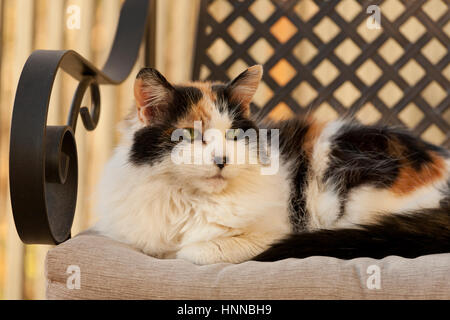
[{"xmin": 128, "ymin": 65, "xmax": 269, "ymax": 194}]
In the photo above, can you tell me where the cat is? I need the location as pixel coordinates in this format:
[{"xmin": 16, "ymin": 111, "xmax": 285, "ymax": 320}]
[{"xmin": 93, "ymin": 65, "xmax": 450, "ymax": 265}]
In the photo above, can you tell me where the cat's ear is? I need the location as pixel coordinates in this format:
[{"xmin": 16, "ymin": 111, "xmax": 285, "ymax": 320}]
[
  {"xmin": 134, "ymin": 68, "xmax": 175, "ymax": 125},
  {"xmin": 227, "ymin": 65, "xmax": 263, "ymax": 115}
]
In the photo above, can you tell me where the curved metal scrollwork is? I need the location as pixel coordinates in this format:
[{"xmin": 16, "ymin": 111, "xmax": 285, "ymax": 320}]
[
  {"xmin": 68, "ymin": 77, "xmax": 101, "ymax": 132},
  {"xmin": 9, "ymin": 0, "xmax": 153, "ymax": 244}
]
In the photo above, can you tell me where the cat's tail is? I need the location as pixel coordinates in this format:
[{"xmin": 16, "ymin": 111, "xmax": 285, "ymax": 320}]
[{"xmin": 253, "ymin": 208, "xmax": 450, "ymax": 261}]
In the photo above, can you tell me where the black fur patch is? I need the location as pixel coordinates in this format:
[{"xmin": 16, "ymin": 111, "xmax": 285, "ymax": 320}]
[
  {"xmin": 324, "ymin": 124, "xmax": 448, "ymax": 219},
  {"xmin": 269, "ymin": 119, "xmax": 311, "ymax": 232},
  {"xmin": 325, "ymin": 125, "xmax": 447, "ymax": 190},
  {"xmin": 440, "ymin": 180, "xmax": 450, "ymax": 209},
  {"xmin": 231, "ymin": 116, "xmax": 258, "ymax": 132},
  {"xmin": 324, "ymin": 125, "xmax": 400, "ymax": 190},
  {"xmin": 130, "ymin": 86, "xmax": 203, "ymax": 165},
  {"xmin": 253, "ymin": 208, "xmax": 450, "ymax": 261},
  {"xmin": 130, "ymin": 124, "xmax": 176, "ymax": 165},
  {"xmin": 170, "ymin": 85, "xmax": 203, "ymax": 121}
]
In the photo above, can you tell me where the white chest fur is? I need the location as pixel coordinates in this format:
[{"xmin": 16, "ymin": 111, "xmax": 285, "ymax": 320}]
[{"xmin": 93, "ymin": 145, "xmax": 292, "ymax": 259}]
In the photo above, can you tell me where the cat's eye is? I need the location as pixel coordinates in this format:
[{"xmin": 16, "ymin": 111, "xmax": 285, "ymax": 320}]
[
  {"xmin": 226, "ymin": 129, "xmax": 243, "ymax": 140},
  {"xmin": 182, "ymin": 128, "xmax": 201, "ymax": 142}
]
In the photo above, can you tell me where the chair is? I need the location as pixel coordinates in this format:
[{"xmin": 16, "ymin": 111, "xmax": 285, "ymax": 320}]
[{"xmin": 10, "ymin": 0, "xmax": 450, "ymax": 299}]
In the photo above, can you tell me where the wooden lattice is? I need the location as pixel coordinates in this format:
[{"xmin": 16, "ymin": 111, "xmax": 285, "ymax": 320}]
[{"xmin": 192, "ymin": 0, "xmax": 450, "ymax": 147}]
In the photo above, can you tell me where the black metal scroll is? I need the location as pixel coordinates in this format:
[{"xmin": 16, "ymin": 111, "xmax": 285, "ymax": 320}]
[{"xmin": 9, "ymin": 0, "xmax": 154, "ymax": 244}]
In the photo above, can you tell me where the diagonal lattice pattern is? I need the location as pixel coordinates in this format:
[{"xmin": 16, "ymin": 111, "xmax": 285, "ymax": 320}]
[{"xmin": 193, "ymin": 0, "xmax": 450, "ymax": 147}]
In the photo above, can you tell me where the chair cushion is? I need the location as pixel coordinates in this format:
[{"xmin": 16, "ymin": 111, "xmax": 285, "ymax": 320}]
[{"xmin": 45, "ymin": 233, "xmax": 450, "ymax": 299}]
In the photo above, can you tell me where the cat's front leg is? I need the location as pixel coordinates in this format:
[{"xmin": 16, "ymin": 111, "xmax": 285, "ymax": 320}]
[
  {"xmin": 175, "ymin": 234, "xmax": 271, "ymax": 265},
  {"xmin": 205, "ymin": 205, "xmax": 260, "ymax": 229}
]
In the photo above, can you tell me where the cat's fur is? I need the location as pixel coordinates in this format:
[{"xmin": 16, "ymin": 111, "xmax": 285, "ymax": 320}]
[{"xmin": 93, "ymin": 65, "xmax": 450, "ymax": 265}]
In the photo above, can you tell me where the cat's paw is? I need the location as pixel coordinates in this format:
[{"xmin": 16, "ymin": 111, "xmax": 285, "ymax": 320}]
[{"xmin": 175, "ymin": 243, "xmax": 223, "ymax": 265}]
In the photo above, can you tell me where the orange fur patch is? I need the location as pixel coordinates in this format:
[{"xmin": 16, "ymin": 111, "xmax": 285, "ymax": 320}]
[
  {"xmin": 176, "ymin": 82, "xmax": 217, "ymax": 129},
  {"xmin": 185, "ymin": 81, "xmax": 217, "ymax": 102},
  {"xmin": 177, "ymin": 97, "xmax": 213, "ymax": 129},
  {"xmin": 390, "ymin": 152, "xmax": 447, "ymax": 195},
  {"xmin": 303, "ymin": 118, "xmax": 327, "ymax": 159}
]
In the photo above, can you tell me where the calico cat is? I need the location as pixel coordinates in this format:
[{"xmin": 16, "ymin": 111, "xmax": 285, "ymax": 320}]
[{"xmin": 93, "ymin": 65, "xmax": 450, "ymax": 265}]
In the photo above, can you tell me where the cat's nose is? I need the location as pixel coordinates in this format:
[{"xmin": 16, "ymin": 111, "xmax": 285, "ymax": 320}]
[{"xmin": 214, "ymin": 156, "xmax": 228, "ymax": 169}]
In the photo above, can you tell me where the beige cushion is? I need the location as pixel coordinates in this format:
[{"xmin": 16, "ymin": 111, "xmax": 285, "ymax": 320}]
[{"xmin": 45, "ymin": 233, "xmax": 450, "ymax": 300}]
